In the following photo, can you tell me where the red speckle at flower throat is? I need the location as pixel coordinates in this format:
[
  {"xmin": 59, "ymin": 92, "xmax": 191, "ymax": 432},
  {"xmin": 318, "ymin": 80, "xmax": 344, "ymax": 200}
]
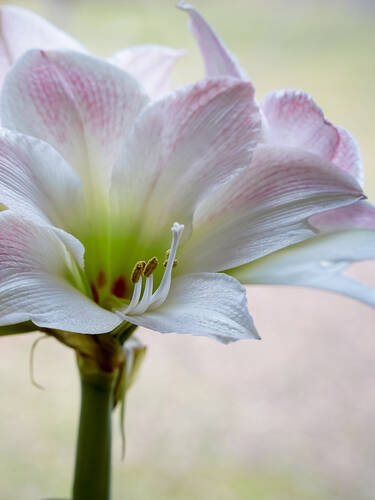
[
  {"xmin": 90, "ymin": 270, "xmax": 128, "ymax": 304},
  {"xmin": 111, "ymin": 276, "xmax": 128, "ymax": 299},
  {"xmin": 90, "ymin": 283, "xmax": 100, "ymax": 304},
  {"xmin": 97, "ymin": 269, "xmax": 107, "ymax": 288}
]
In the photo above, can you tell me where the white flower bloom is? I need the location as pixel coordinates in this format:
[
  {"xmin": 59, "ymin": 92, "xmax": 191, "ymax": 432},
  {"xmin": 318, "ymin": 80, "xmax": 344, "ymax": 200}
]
[{"xmin": 0, "ymin": 8, "xmax": 369, "ymax": 342}]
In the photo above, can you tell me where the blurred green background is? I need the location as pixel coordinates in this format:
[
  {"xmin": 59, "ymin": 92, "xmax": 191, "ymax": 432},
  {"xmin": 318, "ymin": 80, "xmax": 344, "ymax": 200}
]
[{"xmin": 0, "ymin": 0, "xmax": 375, "ymax": 499}]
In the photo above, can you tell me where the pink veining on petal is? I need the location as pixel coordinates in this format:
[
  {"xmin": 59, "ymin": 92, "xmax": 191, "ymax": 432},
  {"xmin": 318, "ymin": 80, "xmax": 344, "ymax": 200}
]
[
  {"xmin": 29, "ymin": 51, "xmax": 69, "ymax": 144},
  {"xmin": 165, "ymin": 79, "xmax": 257, "ymax": 160},
  {"xmin": 261, "ymin": 89, "xmax": 364, "ymax": 188},
  {"xmin": 2, "ymin": 49, "xmax": 149, "ymax": 186},
  {"xmin": 196, "ymin": 145, "xmax": 363, "ymax": 224},
  {"xmin": 0, "ymin": 216, "xmax": 34, "ymax": 273},
  {"xmin": 110, "ymin": 76, "xmax": 261, "ymax": 244},
  {"xmin": 331, "ymin": 126, "xmax": 364, "ymax": 186},
  {"xmin": 310, "ymin": 200, "xmax": 375, "ymax": 232},
  {"xmin": 0, "ymin": 5, "xmax": 86, "ymax": 88},
  {"xmin": 261, "ymin": 89, "xmax": 340, "ymax": 160}
]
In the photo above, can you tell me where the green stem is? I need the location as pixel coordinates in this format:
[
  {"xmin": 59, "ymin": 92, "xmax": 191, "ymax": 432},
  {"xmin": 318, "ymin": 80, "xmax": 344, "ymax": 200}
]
[{"xmin": 72, "ymin": 366, "xmax": 117, "ymax": 500}]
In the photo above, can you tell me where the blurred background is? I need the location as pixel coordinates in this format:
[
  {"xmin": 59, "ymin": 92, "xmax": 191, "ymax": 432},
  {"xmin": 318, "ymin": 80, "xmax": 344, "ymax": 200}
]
[{"xmin": 0, "ymin": 0, "xmax": 375, "ymax": 499}]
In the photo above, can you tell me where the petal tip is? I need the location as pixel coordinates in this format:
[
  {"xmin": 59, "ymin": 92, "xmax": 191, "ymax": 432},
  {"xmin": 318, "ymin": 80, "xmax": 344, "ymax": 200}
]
[{"xmin": 177, "ymin": 1, "xmax": 191, "ymax": 11}]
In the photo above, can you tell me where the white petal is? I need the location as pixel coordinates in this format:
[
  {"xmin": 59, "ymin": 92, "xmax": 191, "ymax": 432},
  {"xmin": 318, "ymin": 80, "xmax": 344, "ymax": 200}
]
[
  {"xmin": 0, "ymin": 128, "xmax": 84, "ymax": 233},
  {"xmin": 231, "ymin": 230, "xmax": 375, "ymax": 308},
  {"xmin": 1, "ymin": 49, "xmax": 148, "ymax": 195},
  {"xmin": 0, "ymin": 5, "xmax": 86, "ymax": 87},
  {"xmin": 119, "ymin": 272, "xmax": 258, "ymax": 343},
  {"xmin": 109, "ymin": 44, "xmax": 184, "ymax": 99},
  {"xmin": 0, "ymin": 212, "xmax": 121, "ymax": 333},
  {"xmin": 179, "ymin": 145, "xmax": 364, "ymax": 274},
  {"xmin": 111, "ymin": 77, "xmax": 260, "ymax": 240},
  {"xmin": 178, "ymin": 2, "xmax": 246, "ymax": 79}
]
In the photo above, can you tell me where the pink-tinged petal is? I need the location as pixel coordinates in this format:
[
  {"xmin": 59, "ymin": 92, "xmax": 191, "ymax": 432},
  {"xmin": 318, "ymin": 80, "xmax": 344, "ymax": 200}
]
[
  {"xmin": 261, "ymin": 90, "xmax": 365, "ymax": 186},
  {"xmin": 111, "ymin": 77, "xmax": 261, "ymax": 239},
  {"xmin": 178, "ymin": 145, "xmax": 364, "ymax": 274},
  {"xmin": 0, "ymin": 6, "xmax": 86, "ymax": 87},
  {"xmin": 120, "ymin": 272, "xmax": 258, "ymax": 343},
  {"xmin": 261, "ymin": 90, "xmax": 339, "ymax": 159},
  {"xmin": 230, "ymin": 230, "xmax": 375, "ymax": 309},
  {"xmin": 0, "ymin": 212, "xmax": 121, "ymax": 333},
  {"xmin": 310, "ymin": 200, "xmax": 375, "ymax": 232},
  {"xmin": 1, "ymin": 49, "xmax": 149, "ymax": 194},
  {"xmin": 331, "ymin": 126, "xmax": 364, "ymax": 186},
  {"xmin": 178, "ymin": 2, "xmax": 246, "ymax": 79},
  {"xmin": 109, "ymin": 45, "xmax": 185, "ymax": 99},
  {"xmin": 0, "ymin": 128, "xmax": 84, "ymax": 234}
]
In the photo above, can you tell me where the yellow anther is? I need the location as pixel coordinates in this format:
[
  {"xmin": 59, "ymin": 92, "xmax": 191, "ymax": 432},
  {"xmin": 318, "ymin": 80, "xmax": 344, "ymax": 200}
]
[
  {"xmin": 143, "ymin": 257, "xmax": 159, "ymax": 277},
  {"xmin": 131, "ymin": 261, "xmax": 146, "ymax": 283},
  {"xmin": 164, "ymin": 249, "xmax": 178, "ymax": 268},
  {"xmin": 163, "ymin": 258, "xmax": 179, "ymax": 268}
]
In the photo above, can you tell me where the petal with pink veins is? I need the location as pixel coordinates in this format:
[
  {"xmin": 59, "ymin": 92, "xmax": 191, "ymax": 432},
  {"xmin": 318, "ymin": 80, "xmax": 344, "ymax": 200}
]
[
  {"xmin": 331, "ymin": 126, "xmax": 363, "ymax": 186},
  {"xmin": 178, "ymin": 145, "xmax": 364, "ymax": 274},
  {"xmin": 178, "ymin": 2, "xmax": 246, "ymax": 79},
  {"xmin": 0, "ymin": 211, "xmax": 121, "ymax": 333},
  {"xmin": 118, "ymin": 272, "xmax": 258, "ymax": 343},
  {"xmin": 1, "ymin": 49, "xmax": 149, "ymax": 196},
  {"xmin": 0, "ymin": 5, "xmax": 86, "ymax": 87},
  {"xmin": 111, "ymin": 77, "xmax": 261, "ymax": 239},
  {"xmin": 261, "ymin": 90, "xmax": 364, "ymax": 186},
  {"xmin": 261, "ymin": 90, "xmax": 339, "ymax": 159},
  {"xmin": 310, "ymin": 200, "xmax": 375, "ymax": 232},
  {"xmin": 109, "ymin": 45, "xmax": 185, "ymax": 99}
]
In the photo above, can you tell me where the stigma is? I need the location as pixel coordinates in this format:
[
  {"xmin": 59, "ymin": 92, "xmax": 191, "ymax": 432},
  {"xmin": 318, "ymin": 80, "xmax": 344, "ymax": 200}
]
[{"xmin": 116, "ymin": 222, "xmax": 184, "ymax": 318}]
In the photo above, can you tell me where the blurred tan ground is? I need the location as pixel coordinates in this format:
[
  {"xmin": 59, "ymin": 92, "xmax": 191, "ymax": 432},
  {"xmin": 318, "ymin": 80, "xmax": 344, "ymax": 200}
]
[{"xmin": 0, "ymin": 1, "xmax": 375, "ymax": 499}]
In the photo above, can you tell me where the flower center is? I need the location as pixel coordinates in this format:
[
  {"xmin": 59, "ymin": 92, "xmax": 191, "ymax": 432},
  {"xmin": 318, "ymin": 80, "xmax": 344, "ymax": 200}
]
[{"xmin": 114, "ymin": 222, "xmax": 184, "ymax": 317}]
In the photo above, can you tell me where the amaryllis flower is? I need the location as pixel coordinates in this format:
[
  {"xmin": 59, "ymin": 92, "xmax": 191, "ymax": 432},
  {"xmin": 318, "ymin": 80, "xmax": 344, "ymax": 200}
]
[
  {"xmin": 179, "ymin": 2, "xmax": 375, "ymax": 308},
  {"xmin": 0, "ymin": 45, "xmax": 365, "ymax": 342},
  {"xmin": 0, "ymin": 5, "xmax": 183, "ymax": 99}
]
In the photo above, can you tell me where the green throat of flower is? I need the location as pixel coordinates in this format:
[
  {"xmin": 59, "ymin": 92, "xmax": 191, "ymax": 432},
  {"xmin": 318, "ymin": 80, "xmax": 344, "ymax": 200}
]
[{"xmin": 68, "ymin": 222, "xmax": 184, "ymax": 316}]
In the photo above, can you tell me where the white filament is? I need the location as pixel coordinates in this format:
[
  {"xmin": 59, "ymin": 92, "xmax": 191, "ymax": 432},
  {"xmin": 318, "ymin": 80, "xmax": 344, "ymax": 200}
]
[
  {"xmin": 121, "ymin": 279, "xmax": 142, "ymax": 314},
  {"xmin": 131, "ymin": 275, "xmax": 153, "ymax": 315}
]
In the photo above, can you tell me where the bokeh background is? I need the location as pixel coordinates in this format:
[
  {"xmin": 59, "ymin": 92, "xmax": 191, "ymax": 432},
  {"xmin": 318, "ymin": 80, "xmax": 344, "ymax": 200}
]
[{"xmin": 0, "ymin": 0, "xmax": 375, "ymax": 499}]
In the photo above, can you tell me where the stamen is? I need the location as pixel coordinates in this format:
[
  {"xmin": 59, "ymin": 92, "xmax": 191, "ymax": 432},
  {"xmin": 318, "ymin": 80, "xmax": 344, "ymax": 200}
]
[
  {"xmin": 131, "ymin": 275, "xmax": 154, "ymax": 314},
  {"xmin": 122, "ymin": 280, "xmax": 142, "ymax": 314},
  {"xmin": 143, "ymin": 257, "xmax": 158, "ymax": 277},
  {"xmin": 131, "ymin": 261, "xmax": 146, "ymax": 283},
  {"xmin": 116, "ymin": 222, "xmax": 184, "ymax": 318},
  {"xmin": 163, "ymin": 258, "xmax": 178, "ymax": 268}
]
